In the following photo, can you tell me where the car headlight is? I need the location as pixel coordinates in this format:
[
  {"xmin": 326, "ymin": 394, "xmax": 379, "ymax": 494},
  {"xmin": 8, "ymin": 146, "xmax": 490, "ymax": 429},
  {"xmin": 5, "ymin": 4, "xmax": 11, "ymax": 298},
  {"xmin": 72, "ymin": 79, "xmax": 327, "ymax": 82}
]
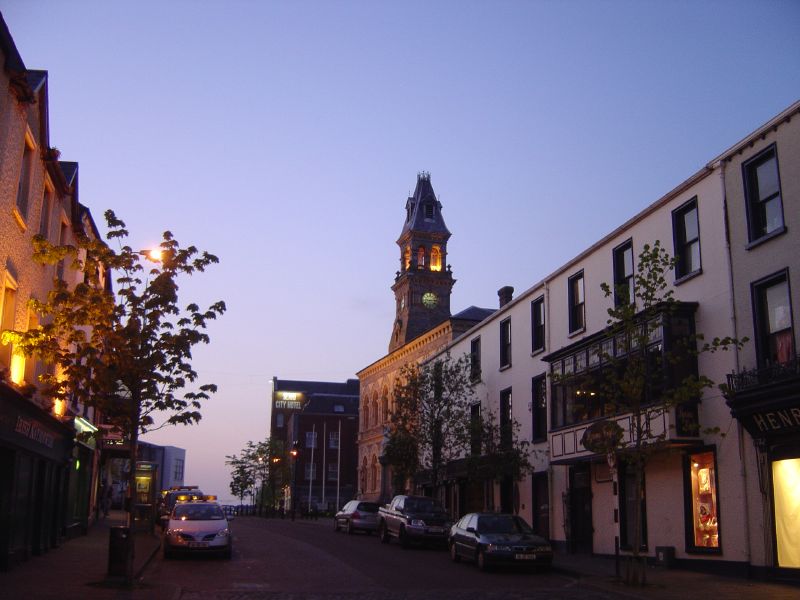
[
  {"xmin": 486, "ymin": 544, "xmax": 513, "ymax": 553},
  {"xmin": 410, "ymin": 519, "xmax": 425, "ymax": 527},
  {"xmin": 216, "ymin": 528, "xmax": 230, "ymax": 538}
]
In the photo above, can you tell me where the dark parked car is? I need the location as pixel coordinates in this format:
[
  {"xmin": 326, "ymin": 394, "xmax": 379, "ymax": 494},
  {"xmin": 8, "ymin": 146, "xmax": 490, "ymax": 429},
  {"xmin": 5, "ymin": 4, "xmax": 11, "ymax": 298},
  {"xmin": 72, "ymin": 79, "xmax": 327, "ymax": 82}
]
[
  {"xmin": 333, "ymin": 500, "xmax": 380, "ymax": 534},
  {"xmin": 449, "ymin": 513, "xmax": 553, "ymax": 571}
]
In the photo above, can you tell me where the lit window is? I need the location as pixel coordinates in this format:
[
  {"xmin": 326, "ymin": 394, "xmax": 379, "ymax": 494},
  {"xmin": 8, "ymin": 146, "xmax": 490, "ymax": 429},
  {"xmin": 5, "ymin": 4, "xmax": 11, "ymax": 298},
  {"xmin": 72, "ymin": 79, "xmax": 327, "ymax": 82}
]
[
  {"xmin": 753, "ymin": 271, "xmax": 794, "ymax": 366},
  {"xmin": 687, "ymin": 450, "xmax": 720, "ymax": 550},
  {"xmin": 772, "ymin": 458, "xmax": 800, "ymax": 568},
  {"xmin": 417, "ymin": 246, "xmax": 426, "ymax": 269},
  {"xmin": 305, "ymin": 431, "xmax": 317, "ymax": 448},
  {"xmin": 744, "ymin": 145, "xmax": 784, "ymax": 242},
  {"xmin": 430, "ymin": 245, "xmax": 442, "ymax": 271},
  {"xmin": 0, "ymin": 280, "xmax": 18, "ymax": 370},
  {"xmin": 404, "ymin": 245, "xmax": 411, "ymax": 271}
]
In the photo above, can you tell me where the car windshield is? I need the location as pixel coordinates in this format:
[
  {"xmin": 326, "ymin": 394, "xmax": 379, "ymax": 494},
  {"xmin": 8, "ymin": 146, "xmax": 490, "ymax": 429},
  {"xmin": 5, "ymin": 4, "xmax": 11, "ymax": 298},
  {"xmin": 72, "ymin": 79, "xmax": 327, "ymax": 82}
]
[
  {"xmin": 477, "ymin": 515, "xmax": 533, "ymax": 534},
  {"xmin": 174, "ymin": 504, "xmax": 225, "ymax": 520},
  {"xmin": 404, "ymin": 498, "xmax": 442, "ymax": 513}
]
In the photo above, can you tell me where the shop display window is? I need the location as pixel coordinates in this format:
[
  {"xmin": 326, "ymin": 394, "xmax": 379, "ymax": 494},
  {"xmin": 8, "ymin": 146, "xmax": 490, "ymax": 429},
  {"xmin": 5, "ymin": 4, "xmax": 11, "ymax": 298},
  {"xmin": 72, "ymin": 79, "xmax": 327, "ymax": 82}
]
[
  {"xmin": 772, "ymin": 458, "xmax": 800, "ymax": 568},
  {"xmin": 689, "ymin": 451, "xmax": 720, "ymax": 550}
]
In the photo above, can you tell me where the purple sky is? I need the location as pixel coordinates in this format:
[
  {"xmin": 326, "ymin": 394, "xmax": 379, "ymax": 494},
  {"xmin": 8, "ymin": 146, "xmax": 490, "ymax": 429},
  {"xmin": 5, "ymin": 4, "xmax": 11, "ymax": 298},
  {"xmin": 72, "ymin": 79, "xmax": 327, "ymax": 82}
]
[{"xmin": 3, "ymin": 0, "xmax": 799, "ymax": 502}]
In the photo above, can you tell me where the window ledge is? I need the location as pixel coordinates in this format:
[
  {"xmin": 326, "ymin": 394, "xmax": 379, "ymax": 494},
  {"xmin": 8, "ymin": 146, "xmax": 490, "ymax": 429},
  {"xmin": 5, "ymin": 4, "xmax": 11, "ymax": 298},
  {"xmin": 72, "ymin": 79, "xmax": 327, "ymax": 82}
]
[
  {"xmin": 11, "ymin": 207, "xmax": 27, "ymax": 232},
  {"xmin": 531, "ymin": 348, "xmax": 545, "ymax": 358},
  {"xmin": 674, "ymin": 269, "xmax": 702, "ymax": 286},
  {"xmin": 499, "ymin": 364, "xmax": 512, "ymax": 372},
  {"xmin": 746, "ymin": 225, "xmax": 787, "ymax": 250},
  {"xmin": 568, "ymin": 327, "xmax": 586, "ymax": 339}
]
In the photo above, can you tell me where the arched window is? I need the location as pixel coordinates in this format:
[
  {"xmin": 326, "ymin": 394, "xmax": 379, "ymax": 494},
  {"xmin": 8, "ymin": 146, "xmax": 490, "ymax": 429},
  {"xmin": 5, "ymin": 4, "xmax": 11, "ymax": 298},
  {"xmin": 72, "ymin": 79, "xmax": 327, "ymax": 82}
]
[
  {"xmin": 417, "ymin": 246, "xmax": 426, "ymax": 269},
  {"xmin": 371, "ymin": 394, "xmax": 379, "ymax": 426},
  {"xmin": 382, "ymin": 387, "xmax": 389, "ymax": 423},
  {"xmin": 404, "ymin": 246, "xmax": 411, "ymax": 271},
  {"xmin": 360, "ymin": 457, "xmax": 367, "ymax": 494},
  {"xmin": 430, "ymin": 245, "xmax": 442, "ymax": 272},
  {"xmin": 362, "ymin": 401, "xmax": 369, "ymax": 429}
]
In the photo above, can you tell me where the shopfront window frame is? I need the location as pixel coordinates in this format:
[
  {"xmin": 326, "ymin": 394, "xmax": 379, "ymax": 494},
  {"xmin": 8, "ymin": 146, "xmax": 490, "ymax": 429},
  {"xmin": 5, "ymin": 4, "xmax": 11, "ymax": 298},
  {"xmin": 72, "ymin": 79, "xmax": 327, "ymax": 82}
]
[{"xmin": 683, "ymin": 446, "xmax": 722, "ymax": 555}]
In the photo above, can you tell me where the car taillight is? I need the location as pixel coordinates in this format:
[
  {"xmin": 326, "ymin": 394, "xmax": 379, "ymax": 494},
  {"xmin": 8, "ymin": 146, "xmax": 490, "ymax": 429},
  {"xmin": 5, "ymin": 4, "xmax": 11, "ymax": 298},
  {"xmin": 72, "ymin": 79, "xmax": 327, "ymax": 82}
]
[{"xmin": 352, "ymin": 511, "xmax": 360, "ymax": 519}]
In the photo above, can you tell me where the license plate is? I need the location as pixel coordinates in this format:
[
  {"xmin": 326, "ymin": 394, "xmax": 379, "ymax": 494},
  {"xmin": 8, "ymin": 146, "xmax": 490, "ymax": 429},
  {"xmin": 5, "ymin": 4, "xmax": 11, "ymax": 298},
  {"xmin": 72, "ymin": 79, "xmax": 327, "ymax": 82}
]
[
  {"xmin": 515, "ymin": 553, "xmax": 536, "ymax": 560},
  {"xmin": 427, "ymin": 527, "xmax": 443, "ymax": 533},
  {"xmin": 188, "ymin": 541, "xmax": 208, "ymax": 548}
]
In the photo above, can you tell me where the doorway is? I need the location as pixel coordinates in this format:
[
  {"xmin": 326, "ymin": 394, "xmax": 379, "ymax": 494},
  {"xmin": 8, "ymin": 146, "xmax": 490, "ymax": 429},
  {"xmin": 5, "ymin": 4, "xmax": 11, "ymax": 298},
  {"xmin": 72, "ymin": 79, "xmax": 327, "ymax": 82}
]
[{"xmin": 569, "ymin": 464, "xmax": 593, "ymax": 553}]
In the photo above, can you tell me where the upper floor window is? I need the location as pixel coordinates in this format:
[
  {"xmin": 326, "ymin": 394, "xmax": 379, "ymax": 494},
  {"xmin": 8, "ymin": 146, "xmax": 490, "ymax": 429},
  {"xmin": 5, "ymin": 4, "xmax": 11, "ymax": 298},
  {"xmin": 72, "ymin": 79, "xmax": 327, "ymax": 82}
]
[
  {"xmin": 329, "ymin": 431, "xmax": 339, "ymax": 449},
  {"xmin": 305, "ymin": 430, "xmax": 317, "ymax": 448},
  {"xmin": 404, "ymin": 245, "xmax": 411, "ymax": 270},
  {"xmin": 174, "ymin": 459, "xmax": 185, "ymax": 481},
  {"xmin": 16, "ymin": 139, "xmax": 34, "ymax": 221},
  {"xmin": 532, "ymin": 375, "xmax": 547, "ymax": 441},
  {"xmin": 568, "ymin": 271, "xmax": 585, "ymax": 334},
  {"xmin": 430, "ymin": 245, "xmax": 442, "ymax": 272},
  {"xmin": 304, "ymin": 463, "xmax": 317, "ymax": 480},
  {"xmin": 673, "ymin": 197, "xmax": 701, "ymax": 279},
  {"xmin": 333, "ymin": 404, "xmax": 344, "ymax": 413},
  {"xmin": 417, "ymin": 246, "xmax": 426, "ymax": 269},
  {"xmin": 531, "ymin": 296, "xmax": 545, "ymax": 353},
  {"xmin": 424, "ymin": 202, "xmax": 435, "ymax": 219},
  {"xmin": 0, "ymin": 278, "xmax": 18, "ymax": 370},
  {"xmin": 470, "ymin": 336, "xmax": 481, "ymax": 381},
  {"xmin": 275, "ymin": 412, "xmax": 285, "ymax": 428},
  {"xmin": 753, "ymin": 271, "xmax": 794, "ymax": 367},
  {"xmin": 744, "ymin": 145, "xmax": 784, "ymax": 243},
  {"xmin": 613, "ymin": 241, "xmax": 634, "ymax": 306},
  {"xmin": 470, "ymin": 403, "xmax": 481, "ymax": 455},
  {"xmin": 500, "ymin": 318, "xmax": 512, "ymax": 368},
  {"xmin": 39, "ymin": 187, "xmax": 53, "ymax": 238}
]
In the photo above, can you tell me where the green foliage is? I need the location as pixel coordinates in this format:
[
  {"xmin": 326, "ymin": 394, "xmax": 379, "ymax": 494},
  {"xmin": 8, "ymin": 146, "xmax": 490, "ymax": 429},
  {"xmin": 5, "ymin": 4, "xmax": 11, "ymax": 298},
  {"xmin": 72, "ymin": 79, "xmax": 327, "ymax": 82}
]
[
  {"xmin": 3, "ymin": 210, "xmax": 226, "ymax": 438},
  {"xmin": 227, "ymin": 438, "xmax": 291, "ymax": 508},
  {"xmin": 466, "ymin": 408, "xmax": 533, "ymax": 483}
]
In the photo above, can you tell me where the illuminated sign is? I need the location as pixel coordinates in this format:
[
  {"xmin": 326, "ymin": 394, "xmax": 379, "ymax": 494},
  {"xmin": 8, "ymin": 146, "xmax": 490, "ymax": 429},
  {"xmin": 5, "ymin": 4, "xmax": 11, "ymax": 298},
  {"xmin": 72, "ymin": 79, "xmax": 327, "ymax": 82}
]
[
  {"xmin": 14, "ymin": 416, "xmax": 55, "ymax": 448},
  {"xmin": 274, "ymin": 391, "xmax": 305, "ymax": 410}
]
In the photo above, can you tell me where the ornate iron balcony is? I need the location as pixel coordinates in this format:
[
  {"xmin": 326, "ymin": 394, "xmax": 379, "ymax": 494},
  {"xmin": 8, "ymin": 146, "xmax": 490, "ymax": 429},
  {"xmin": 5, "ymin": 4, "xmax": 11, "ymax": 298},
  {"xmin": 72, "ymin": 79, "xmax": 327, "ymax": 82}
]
[{"xmin": 726, "ymin": 356, "xmax": 800, "ymax": 394}]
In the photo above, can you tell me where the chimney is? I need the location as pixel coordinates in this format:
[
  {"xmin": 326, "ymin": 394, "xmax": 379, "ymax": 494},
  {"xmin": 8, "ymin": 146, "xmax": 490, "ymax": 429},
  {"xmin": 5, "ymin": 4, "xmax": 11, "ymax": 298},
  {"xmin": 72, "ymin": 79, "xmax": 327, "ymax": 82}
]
[{"xmin": 498, "ymin": 286, "xmax": 514, "ymax": 308}]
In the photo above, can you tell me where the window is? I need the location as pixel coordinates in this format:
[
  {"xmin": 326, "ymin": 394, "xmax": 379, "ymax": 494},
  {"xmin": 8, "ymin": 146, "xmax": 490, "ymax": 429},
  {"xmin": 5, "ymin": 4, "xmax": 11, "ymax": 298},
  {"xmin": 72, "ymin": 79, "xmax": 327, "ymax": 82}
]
[
  {"xmin": 685, "ymin": 450, "xmax": 720, "ymax": 552},
  {"xmin": 532, "ymin": 375, "xmax": 547, "ymax": 441},
  {"xmin": 673, "ymin": 198, "xmax": 701, "ymax": 279},
  {"xmin": 362, "ymin": 402, "xmax": 369, "ymax": 428},
  {"xmin": 470, "ymin": 336, "xmax": 481, "ymax": 381},
  {"xmin": 744, "ymin": 145, "xmax": 784, "ymax": 242},
  {"xmin": 500, "ymin": 318, "xmax": 512, "ymax": 368},
  {"xmin": 404, "ymin": 245, "xmax": 411, "ymax": 270},
  {"xmin": 772, "ymin": 457, "xmax": 800, "ymax": 567},
  {"xmin": 329, "ymin": 431, "xmax": 339, "ymax": 449},
  {"xmin": 275, "ymin": 413, "xmax": 284, "ymax": 428},
  {"xmin": 39, "ymin": 187, "xmax": 53, "ymax": 238},
  {"xmin": 327, "ymin": 463, "xmax": 338, "ymax": 481},
  {"xmin": 381, "ymin": 389, "xmax": 389, "ymax": 422},
  {"xmin": 304, "ymin": 463, "xmax": 317, "ymax": 480},
  {"xmin": 23, "ymin": 309, "xmax": 39, "ymax": 384},
  {"xmin": 16, "ymin": 140, "xmax": 33, "ymax": 220},
  {"xmin": 424, "ymin": 202, "xmax": 434, "ymax": 219},
  {"xmin": 470, "ymin": 403, "xmax": 481, "ymax": 455},
  {"xmin": 333, "ymin": 404, "xmax": 344, "ymax": 413},
  {"xmin": 499, "ymin": 388, "xmax": 512, "ymax": 450},
  {"xmin": 531, "ymin": 296, "xmax": 545, "ymax": 353},
  {"xmin": 430, "ymin": 245, "xmax": 442, "ymax": 272},
  {"xmin": 568, "ymin": 272, "xmax": 585, "ymax": 333},
  {"xmin": 305, "ymin": 431, "xmax": 317, "ymax": 448},
  {"xmin": 56, "ymin": 220, "xmax": 68, "ymax": 281},
  {"xmin": 753, "ymin": 271, "xmax": 794, "ymax": 366},
  {"xmin": 0, "ymin": 281, "xmax": 18, "ymax": 369},
  {"xmin": 174, "ymin": 459, "xmax": 184, "ymax": 481},
  {"xmin": 613, "ymin": 241, "xmax": 634, "ymax": 306},
  {"xmin": 417, "ymin": 246, "xmax": 425, "ymax": 269}
]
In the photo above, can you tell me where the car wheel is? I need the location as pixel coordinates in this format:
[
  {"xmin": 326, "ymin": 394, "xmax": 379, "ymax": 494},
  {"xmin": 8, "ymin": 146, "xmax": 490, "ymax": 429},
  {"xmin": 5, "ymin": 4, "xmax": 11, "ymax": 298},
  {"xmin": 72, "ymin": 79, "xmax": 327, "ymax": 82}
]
[
  {"xmin": 346, "ymin": 520, "xmax": 353, "ymax": 535},
  {"xmin": 379, "ymin": 523, "xmax": 390, "ymax": 544},
  {"xmin": 450, "ymin": 541, "xmax": 461, "ymax": 563},
  {"xmin": 477, "ymin": 549, "xmax": 489, "ymax": 571},
  {"xmin": 399, "ymin": 526, "xmax": 410, "ymax": 549},
  {"xmin": 333, "ymin": 518, "xmax": 339, "ymax": 532}
]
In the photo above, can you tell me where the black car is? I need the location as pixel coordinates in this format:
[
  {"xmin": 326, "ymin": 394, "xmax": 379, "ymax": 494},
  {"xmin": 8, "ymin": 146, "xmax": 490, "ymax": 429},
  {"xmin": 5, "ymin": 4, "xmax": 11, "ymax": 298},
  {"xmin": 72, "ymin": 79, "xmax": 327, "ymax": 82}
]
[
  {"xmin": 333, "ymin": 501, "xmax": 380, "ymax": 534},
  {"xmin": 449, "ymin": 513, "xmax": 553, "ymax": 571}
]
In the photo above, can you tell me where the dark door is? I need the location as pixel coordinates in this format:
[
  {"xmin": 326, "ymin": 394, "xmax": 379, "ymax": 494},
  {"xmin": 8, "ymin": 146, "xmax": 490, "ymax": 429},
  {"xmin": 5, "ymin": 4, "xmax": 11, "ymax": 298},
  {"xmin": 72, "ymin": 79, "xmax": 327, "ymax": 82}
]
[
  {"xmin": 569, "ymin": 464, "xmax": 593, "ymax": 553},
  {"xmin": 532, "ymin": 472, "xmax": 550, "ymax": 538}
]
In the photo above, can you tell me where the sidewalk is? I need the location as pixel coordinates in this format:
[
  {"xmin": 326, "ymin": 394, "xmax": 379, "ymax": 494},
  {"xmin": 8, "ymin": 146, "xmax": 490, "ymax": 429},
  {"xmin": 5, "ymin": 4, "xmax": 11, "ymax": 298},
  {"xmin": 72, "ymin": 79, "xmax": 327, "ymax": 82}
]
[{"xmin": 0, "ymin": 509, "xmax": 163, "ymax": 599}]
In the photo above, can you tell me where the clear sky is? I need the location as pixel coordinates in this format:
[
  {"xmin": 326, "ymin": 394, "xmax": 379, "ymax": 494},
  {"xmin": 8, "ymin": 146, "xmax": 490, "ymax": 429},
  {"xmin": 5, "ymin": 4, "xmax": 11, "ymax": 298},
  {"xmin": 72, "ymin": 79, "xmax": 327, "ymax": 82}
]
[{"xmin": 2, "ymin": 0, "xmax": 798, "ymax": 502}]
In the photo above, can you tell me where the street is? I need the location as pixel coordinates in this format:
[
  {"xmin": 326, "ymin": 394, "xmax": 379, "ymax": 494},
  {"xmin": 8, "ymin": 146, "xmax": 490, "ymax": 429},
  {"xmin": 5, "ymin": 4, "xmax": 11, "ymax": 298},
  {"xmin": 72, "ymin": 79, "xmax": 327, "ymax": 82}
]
[{"xmin": 144, "ymin": 516, "xmax": 617, "ymax": 600}]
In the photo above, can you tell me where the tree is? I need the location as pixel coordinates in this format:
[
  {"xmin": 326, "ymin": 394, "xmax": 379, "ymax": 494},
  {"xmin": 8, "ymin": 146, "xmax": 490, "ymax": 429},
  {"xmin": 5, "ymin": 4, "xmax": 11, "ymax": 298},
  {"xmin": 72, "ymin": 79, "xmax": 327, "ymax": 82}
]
[
  {"xmin": 384, "ymin": 353, "xmax": 474, "ymax": 498},
  {"xmin": 2, "ymin": 211, "xmax": 225, "ymax": 584},
  {"xmin": 226, "ymin": 449, "xmax": 256, "ymax": 508},
  {"xmin": 574, "ymin": 241, "xmax": 743, "ymax": 586},
  {"xmin": 226, "ymin": 438, "xmax": 291, "ymax": 515}
]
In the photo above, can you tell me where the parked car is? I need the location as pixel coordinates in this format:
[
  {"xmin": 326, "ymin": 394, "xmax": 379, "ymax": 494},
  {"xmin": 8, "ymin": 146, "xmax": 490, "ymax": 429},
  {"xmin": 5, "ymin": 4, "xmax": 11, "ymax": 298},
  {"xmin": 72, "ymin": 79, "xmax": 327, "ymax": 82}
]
[
  {"xmin": 158, "ymin": 486, "xmax": 204, "ymax": 527},
  {"xmin": 448, "ymin": 513, "xmax": 552, "ymax": 571},
  {"xmin": 377, "ymin": 494, "xmax": 451, "ymax": 548},
  {"xmin": 163, "ymin": 498, "xmax": 233, "ymax": 559},
  {"xmin": 333, "ymin": 501, "xmax": 380, "ymax": 534}
]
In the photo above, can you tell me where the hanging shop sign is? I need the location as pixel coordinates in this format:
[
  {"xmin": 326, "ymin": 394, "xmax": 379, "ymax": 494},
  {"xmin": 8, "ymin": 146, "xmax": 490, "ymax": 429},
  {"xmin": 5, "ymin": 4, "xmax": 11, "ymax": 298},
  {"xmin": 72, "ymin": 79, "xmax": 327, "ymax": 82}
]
[{"xmin": 581, "ymin": 419, "xmax": 624, "ymax": 454}]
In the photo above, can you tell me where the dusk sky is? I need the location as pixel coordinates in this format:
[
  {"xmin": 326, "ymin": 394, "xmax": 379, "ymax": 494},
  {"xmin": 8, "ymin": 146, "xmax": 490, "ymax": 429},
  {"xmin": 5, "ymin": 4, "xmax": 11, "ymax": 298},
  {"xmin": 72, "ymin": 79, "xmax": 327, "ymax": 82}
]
[{"xmin": 2, "ymin": 1, "xmax": 798, "ymax": 502}]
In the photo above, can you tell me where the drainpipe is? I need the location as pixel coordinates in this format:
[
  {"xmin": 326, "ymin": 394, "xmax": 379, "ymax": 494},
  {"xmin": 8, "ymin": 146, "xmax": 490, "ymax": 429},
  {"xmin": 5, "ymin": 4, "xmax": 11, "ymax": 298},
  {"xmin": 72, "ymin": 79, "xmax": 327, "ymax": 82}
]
[{"xmin": 719, "ymin": 158, "xmax": 752, "ymax": 567}]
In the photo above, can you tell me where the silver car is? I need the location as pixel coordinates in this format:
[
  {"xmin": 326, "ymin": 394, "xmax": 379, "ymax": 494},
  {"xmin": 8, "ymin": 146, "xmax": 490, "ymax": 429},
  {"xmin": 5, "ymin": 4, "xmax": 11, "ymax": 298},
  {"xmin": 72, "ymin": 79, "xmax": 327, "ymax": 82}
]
[
  {"xmin": 163, "ymin": 500, "xmax": 233, "ymax": 559},
  {"xmin": 333, "ymin": 500, "xmax": 380, "ymax": 534}
]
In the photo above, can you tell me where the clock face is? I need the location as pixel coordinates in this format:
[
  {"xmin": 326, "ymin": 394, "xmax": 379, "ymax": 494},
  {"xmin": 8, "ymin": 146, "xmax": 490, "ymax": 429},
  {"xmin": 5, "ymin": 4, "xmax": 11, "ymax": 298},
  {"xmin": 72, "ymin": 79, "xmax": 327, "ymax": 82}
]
[{"xmin": 422, "ymin": 292, "xmax": 438, "ymax": 308}]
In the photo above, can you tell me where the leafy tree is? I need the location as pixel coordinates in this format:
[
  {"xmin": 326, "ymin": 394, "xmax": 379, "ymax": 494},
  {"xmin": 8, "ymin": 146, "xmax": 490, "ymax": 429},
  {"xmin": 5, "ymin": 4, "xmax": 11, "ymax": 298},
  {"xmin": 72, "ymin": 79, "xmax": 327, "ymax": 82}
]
[
  {"xmin": 226, "ymin": 449, "xmax": 256, "ymax": 507},
  {"xmin": 385, "ymin": 353, "xmax": 475, "ymax": 498},
  {"xmin": 571, "ymin": 241, "xmax": 744, "ymax": 586},
  {"xmin": 2, "ymin": 211, "xmax": 225, "ymax": 584}
]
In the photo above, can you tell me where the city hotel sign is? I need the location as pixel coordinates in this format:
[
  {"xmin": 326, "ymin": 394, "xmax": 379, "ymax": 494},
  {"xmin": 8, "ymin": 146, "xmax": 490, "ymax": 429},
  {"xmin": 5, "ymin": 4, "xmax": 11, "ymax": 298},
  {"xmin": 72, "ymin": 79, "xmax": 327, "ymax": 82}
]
[{"xmin": 274, "ymin": 391, "xmax": 305, "ymax": 410}]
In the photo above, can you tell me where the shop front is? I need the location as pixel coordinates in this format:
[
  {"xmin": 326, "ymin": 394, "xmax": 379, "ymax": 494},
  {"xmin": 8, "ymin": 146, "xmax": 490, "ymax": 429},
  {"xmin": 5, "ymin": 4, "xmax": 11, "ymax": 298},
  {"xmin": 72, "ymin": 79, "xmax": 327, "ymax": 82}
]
[
  {"xmin": 726, "ymin": 359, "xmax": 800, "ymax": 574},
  {"xmin": 0, "ymin": 382, "xmax": 73, "ymax": 570}
]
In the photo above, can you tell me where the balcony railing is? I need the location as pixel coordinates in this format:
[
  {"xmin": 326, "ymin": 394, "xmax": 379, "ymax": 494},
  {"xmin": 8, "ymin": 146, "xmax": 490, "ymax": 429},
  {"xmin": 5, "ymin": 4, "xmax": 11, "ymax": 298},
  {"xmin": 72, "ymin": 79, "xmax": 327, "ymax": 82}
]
[{"xmin": 726, "ymin": 356, "xmax": 800, "ymax": 394}]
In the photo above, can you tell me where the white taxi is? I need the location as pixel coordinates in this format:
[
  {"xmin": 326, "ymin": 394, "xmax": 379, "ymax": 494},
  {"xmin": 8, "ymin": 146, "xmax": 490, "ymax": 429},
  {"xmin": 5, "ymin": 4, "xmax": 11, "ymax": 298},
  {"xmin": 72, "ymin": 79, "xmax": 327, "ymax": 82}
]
[{"xmin": 163, "ymin": 495, "xmax": 233, "ymax": 559}]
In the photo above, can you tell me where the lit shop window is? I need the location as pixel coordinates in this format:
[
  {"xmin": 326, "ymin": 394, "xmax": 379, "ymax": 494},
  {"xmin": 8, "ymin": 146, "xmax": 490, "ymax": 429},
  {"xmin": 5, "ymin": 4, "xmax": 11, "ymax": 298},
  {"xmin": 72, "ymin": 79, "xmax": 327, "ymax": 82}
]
[
  {"xmin": 689, "ymin": 451, "xmax": 720, "ymax": 549},
  {"xmin": 772, "ymin": 458, "xmax": 800, "ymax": 568}
]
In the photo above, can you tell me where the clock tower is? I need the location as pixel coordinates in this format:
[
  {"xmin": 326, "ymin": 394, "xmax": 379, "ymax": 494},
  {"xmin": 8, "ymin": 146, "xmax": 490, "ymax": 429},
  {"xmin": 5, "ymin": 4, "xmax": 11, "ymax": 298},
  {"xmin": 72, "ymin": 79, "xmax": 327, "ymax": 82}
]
[{"xmin": 389, "ymin": 172, "xmax": 455, "ymax": 352}]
